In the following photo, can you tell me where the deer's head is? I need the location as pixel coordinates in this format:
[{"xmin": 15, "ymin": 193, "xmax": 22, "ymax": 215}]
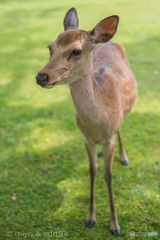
[{"xmin": 36, "ymin": 8, "xmax": 119, "ymax": 88}]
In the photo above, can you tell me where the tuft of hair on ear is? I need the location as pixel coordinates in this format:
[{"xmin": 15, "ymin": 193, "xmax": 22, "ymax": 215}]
[
  {"xmin": 63, "ymin": 7, "xmax": 79, "ymax": 31},
  {"xmin": 89, "ymin": 15, "xmax": 119, "ymax": 44}
]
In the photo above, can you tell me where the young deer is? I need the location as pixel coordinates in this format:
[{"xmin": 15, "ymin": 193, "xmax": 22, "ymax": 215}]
[{"xmin": 36, "ymin": 8, "xmax": 138, "ymax": 237}]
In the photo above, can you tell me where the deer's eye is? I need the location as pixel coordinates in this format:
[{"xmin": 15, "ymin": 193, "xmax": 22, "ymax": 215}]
[{"xmin": 71, "ymin": 49, "xmax": 82, "ymax": 56}]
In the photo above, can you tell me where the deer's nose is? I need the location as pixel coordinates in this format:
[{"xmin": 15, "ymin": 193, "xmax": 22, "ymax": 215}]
[{"xmin": 36, "ymin": 74, "xmax": 48, "ymax": 86}]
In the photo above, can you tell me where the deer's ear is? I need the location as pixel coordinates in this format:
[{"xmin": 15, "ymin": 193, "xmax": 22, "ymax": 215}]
[
  {"xmin": 88, "ymin": 15, "xmax": 119, "ymax": 44},
  {"xmin": 63, "ymin": 8, "xmax": 79, "ymax": 31}
]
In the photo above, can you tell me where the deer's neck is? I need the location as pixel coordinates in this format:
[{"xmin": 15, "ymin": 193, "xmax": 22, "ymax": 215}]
[{"xmin": 69, "ymin": 71, "xmax": 106, "ymax": 125}]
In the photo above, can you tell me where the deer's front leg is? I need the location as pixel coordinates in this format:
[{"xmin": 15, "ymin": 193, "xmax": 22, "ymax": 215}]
[
  {"xmin": 84, "ymin": 139, "xmax": 97, "ymax": 229},
  {"xmin": 103, "ymin": 137, "xmax": 121, "ymax": 237}
]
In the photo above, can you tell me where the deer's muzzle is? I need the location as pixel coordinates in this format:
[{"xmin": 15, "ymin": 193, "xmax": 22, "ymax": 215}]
[{"xmin": 36, "ymin": 74, "xmax": 48, "ymax": 87}]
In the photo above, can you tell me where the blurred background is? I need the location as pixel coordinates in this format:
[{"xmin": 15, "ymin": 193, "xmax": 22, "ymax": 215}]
[{"xmin": 0, "ymin": 0, "xmax": 159, "ymax": 239}]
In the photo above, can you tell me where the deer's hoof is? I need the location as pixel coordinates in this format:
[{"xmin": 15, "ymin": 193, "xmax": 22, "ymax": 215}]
[
  {"xmin": 98, "ymin": 151, "xmax": 103, "ymax": 157},
  {"xmin": 111, "ymin": 229, "xmax": 121, "ymax": 237},
  {"xmin": 86, "ymin": 219, "xmax": 95, "ymax": 228},
  {"xmin": 121, "ymin": 160, "xmax": 128, "ymax": 166}
]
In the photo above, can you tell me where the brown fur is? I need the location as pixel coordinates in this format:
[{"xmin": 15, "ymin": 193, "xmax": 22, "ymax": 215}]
[
  {"xmin": 92, "ymin": 42, "xmax": 137, "ymax": 120},
  {"xmin": 57, "ymin": 29, "xmax": 87, "ymax": 46},
  {"xmin": 37, "ymin": 10, "xmax": 138, "ymax": 236}
]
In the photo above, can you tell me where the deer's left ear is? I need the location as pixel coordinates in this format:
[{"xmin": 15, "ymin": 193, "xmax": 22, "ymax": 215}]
[{"xmin": 88, "ymin": 15, "xmax": 119, "ymax": 44}]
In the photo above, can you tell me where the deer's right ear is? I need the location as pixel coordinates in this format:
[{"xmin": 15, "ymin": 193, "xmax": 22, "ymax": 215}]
[
  {"xmin": 63, "ymin": 8, "xmax": 79, "ymax": 31},
  {"xmin": 88, "ymin": 15, "xmax": 119, "ymax": 44}
]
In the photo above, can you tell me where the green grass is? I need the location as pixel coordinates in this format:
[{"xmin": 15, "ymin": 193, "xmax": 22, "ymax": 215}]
[{"xmin": 0, "ymin": 0, "xmax": 160, "ymax": 239}]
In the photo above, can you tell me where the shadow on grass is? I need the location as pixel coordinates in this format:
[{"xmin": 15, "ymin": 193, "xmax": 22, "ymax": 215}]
[{"xmin": 0, "ymin": 93, "xmax": 159, "ymax": 235}]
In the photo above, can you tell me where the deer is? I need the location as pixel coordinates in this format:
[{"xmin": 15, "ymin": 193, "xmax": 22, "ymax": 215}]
[{"xmin": 36, "ymin": 8, "xmax": 138, "ymax": 237}]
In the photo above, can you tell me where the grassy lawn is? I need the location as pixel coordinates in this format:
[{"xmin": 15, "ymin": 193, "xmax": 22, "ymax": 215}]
[{"xmin": 0, "ymin": 0, "xmax": 160, "ymax": 239}]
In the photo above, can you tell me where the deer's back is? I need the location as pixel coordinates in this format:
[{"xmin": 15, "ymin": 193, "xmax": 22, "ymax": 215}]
[{"xmin": 92, "ymin": 42, "xmax": 138, "ymax": 119}]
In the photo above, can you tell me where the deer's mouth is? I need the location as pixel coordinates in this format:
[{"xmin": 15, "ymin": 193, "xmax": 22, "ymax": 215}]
[{"xmin": 43, "ymin": 82, "xmax": 57, "ymax": 89}]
